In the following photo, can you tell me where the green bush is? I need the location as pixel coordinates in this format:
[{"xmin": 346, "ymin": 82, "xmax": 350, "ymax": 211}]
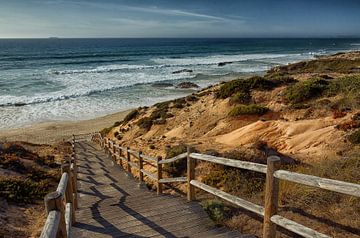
[
  {"xmin": 123, "ymin": 109, "xmax": 139, "ymax": 123},
  {"xmin": 186, "ymin": 95, "xmax": 199, "ymax": 102},
  {"xmin": 216, "ymin": 75, "xmax": 293, "ymax": 99},
  {"xmin": 113, "ymin": 121, "xmax": 122, "ymax": 127},
  {"xmin": 201, "ymin": 200, "xmax": 226, "ymax": 222},
  {"xmin": 154, "ymin": 101, "xmax": 171, "ymax": 110},
  {"xmin": 164, "ymin": 144, "xmax": 188, "ymax": 177},
  {"xmin": 290, "ymin": 103, "xmax": 311, "ymax": 109},
  {"xmin": 284, "ymin": 78, "xmax": 329, "ymax": 103},
  {"xmin": 348, "ymin": 129, "xmax": 360, "ymax": 144},
  {"xmin": 100, "ymin": 127, "xmax": 112, "ymax": 136},
  {"xmin": 0, "ymin": 179, "xmax": 50, "ymax": 203},
  {"xmin": 229, "ymin": 91, "xmax": 251, "ymax": 105},
  {"xmin": 228, "ymin": 104, "xmax": 268, "ymax": 116},
  {"xmin": 203, "ymin": 167, "xmax": 265, "ymax": 196},
  {"xmin": 137, "ymin": 117, "xmax": 153, "ymax": 131},
  {"xmin": 0, "ymin": 157, "xmax": 27, "ymax": 173}
]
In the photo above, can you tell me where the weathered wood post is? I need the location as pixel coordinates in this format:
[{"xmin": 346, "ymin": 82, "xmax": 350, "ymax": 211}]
[
  {"xmin": 118, "ymin": 147, "xmax": 123, "ymax": 168},
  {"xmin": 263, "ymin": 156, "xmax": 281, "ymax": 238},
  {"xmin": 112, "ymin": 142, "xmax": 116, "ymax": 162},
  {"xmin": 156, "ymin": 156, "xmax": 163, "ymax": 195},
  {"xmin": 61, "ymin": 164, "xmax": 76, "ymax": 224},
  {"xmin": 187, "ymin": 146, "xmax": 195, "ymax": 201},
  {"xmin": 126, "ymin": 147, "xmax": 132, "ymax": 174},
  {"xmin": 139, "ymin": 151, "xmax": 144, "ymax": 182},
  {"xmin": 107, "ymin": 140, "xmax": 111, "ymax": 154},
  {"xmin": 70, "ymin": 163, "xmax": 78, "ymax": 210},
  {"xmin": 44, "ymin": 191, "xmax": 67, "ymax": 238}
]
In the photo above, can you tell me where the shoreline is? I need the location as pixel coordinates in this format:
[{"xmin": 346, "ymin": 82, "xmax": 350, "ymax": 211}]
[{"xmin": 0, "ymin": 109, "xmax": 132, "ymax": 144}]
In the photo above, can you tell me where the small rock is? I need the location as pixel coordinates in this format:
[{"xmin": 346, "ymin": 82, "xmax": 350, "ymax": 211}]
[
  {"xmin": 151, "ymin": 82, "xmax": 174, "ymax": 88},
  {"xmin": 172, "ymin": 69, "xmax": 193, "ymax": 74},
  {"xmin": 176, "ymin": 82, "xmax": 199, "ymax": 89},
  {"xmin": 218, "ymin": 61, "xmax": 233, "ymax": 67}
]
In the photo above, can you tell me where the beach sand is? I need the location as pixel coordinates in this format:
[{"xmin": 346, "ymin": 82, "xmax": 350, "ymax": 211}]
[{"xmin": 0, "ymin": 110, "xmax": 131, "ymax": 144}]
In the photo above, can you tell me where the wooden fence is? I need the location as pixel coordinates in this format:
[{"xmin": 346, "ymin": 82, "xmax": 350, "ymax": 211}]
[
  {"xmin": 39, "ymin": 135, "xmax": 80, "ymax": 238},
  {"xmin": 92, "ymin": 132, "xmax": 360, "ymax": 238}
]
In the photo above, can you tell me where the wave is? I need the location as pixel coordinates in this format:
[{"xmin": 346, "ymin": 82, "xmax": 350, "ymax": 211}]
[
  {"xmin": 49, "ymin": 64, "xmax": 156, "ymax": 75},
  {"xmin": 0, "ymin": 73, "xmax": 197, "ymax": 107},
  {"xmin": 150, "ymin": 53, "xmax": 306, "ymax": 67},
  {"xmin": 49, "ymin": 53, "xmax": 313, "ymax": 75}
]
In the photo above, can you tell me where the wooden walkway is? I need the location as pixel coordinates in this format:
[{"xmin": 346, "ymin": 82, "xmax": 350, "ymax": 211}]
[{"xmin": 71, "ymin": 141, "xmax": 247, "ymax": 238}]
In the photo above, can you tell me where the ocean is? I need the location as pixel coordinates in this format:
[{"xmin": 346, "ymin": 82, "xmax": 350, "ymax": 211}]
[{"xmin": 0, "ymin": 38, "xmax": 359, "ymax": 129}]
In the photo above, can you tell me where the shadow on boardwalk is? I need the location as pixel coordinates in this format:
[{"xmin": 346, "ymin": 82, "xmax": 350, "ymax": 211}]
[{"xmin": 72, "ymin": 141, "xmax": 244, "ymax": 238}]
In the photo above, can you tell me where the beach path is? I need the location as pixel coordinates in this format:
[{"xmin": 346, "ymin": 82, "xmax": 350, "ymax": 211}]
[{"xmin": 71, "ymin": 141, "xmax": 246, "ymax": 238}]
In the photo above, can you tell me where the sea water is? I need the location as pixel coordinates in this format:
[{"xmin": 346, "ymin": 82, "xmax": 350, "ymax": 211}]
[{"xmin": 0, "ymin": 38, "xmax": 359, "ymax": 129}]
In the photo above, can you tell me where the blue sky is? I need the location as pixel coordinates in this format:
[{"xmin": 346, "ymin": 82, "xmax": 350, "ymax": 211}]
[{"xmin": 0, "ymin": 0, "xmax": 359, "ymax": 38}]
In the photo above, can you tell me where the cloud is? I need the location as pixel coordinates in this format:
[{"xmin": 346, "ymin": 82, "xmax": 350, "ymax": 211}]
[{"xmin": 63, "ymin": 1, "xmax": 244, "ymax": 23}]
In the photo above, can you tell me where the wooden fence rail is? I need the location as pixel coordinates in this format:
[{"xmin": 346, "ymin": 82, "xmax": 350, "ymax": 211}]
[
  {"xmin": 91, "ymin": 132, "xmax": 360, "ymax": 238},
  {"xmin": 39, "ymin": 135, "xmax": 81, "ymax": 238}
]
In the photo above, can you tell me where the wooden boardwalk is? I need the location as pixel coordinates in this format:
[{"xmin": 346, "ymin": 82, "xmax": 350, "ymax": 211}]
[{"xmin": 71, "ymin": 141, "xmax": 247, "ymax": 238}]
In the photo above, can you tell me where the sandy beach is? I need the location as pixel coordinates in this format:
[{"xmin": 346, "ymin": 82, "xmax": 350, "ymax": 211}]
[{"xmin": 0, "ymin": 109, "xmax": 131, "ymax": 144}]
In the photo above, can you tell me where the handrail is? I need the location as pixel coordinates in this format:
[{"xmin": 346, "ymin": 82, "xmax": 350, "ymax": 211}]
[
  {"xmin": 274, "ymin": 170, "xmax": 360, "ymax": 197},
  {"xmin": 40, "ymin": 136, "xmax": 78, "ymax": 238},
  {"xmin": 158, "ymin": 153, "xmax": 187, "ymax": 164},
  {"xmin": 91, "ymin": 132, "xmax": 360, "ymax": 238},
  {"xmin": 190, "ymin": 153, "xmax": 267, "ymax": 173}
]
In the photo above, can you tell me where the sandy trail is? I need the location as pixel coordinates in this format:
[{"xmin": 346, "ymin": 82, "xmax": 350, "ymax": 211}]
[{"xmin": 0, "ymin": 110, "xmax": 131, "ymax": 144}]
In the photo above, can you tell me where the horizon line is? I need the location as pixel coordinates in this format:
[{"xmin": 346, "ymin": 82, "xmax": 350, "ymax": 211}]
[{"xmin": 1, "ymin": 36, "xmax": 360, "ymax": 40}]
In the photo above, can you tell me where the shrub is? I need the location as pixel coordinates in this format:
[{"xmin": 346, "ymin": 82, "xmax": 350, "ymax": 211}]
[
  {"xmin": 154, "ymin": 101, "xmax": 171, "ymax": 110},
  {"xmin": 348, "ymin": 129, "xmax": 360, "ymax": 144},
  {"xmin": 267, "ymin": 58, "xmax": 360, "ymax": 74},
  {"xmin": 123, "ymin": 109, "xmax": 139, "ymax": 123},
  {"xmin": 216, "ymin": 75, "xmax": 293, "ymax": 99},
  {"xmin": 186, "ymin": 95, "xmax": 199, "ymax": 102},
  {"xmin": 0, "ymin": 157, "xmax": 27, "ymax": 173},
  {"xmin": 100, "ymin": 127, "xmax": 112, "ymax": 137},
  {"xmin": 164, "ymin": 144, "xmax": 188, "ymax": 177},
  {"xmin": 290, "ymin": 103, "xmax": 311, "ymax": 109},
  {"xmin": 216, "ymin": 79, "xmax": 246, "ymax": 99},
  {"xmin": 201, "ymin": 200, "xmax": 226, "ymax": 222},
  {"xmin": 203, "ymin": 166, "xmax": 265, "ymax": 196},
  {"xmin": 265, "ymin": 73, "xmax": 297, "ymax": 85},
  {"xmin": 137, "ymin": 117, "xmax": 153, "ymax": 131},
  {"xmin": 228, "ymin": 104, "xmax": 268, "ymax": 116},
  {"xmin": 284, "ymin": 78, "xmax": 329, "ymax": 103},
  {"xmin": 113, "ymin": 121, "xmax": 122, "ymax": 127},
  {"xmin": 0, "ymin": 179, "xmax": 50, "ymax": 203},
  {"xmin": 229, "ymin": 91, "xmax": 251, "ymax": 105}
]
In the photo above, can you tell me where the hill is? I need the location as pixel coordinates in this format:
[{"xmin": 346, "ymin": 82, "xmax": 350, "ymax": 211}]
[{"xmin": 101, "ymin": 51, "xmax": 360, "ymax": 237}]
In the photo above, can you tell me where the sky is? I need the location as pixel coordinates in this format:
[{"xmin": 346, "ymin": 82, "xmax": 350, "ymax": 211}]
[{"xmin": 0, "ymin": 0, "xmax": 359, "ymax": 38}]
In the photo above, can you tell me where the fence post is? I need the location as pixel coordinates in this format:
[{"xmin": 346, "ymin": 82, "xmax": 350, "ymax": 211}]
[
  {"xmin": 44, "ymin": 191, "xmax": 67, "ymax": 238},
  {"xmin": 139, "ymin": 151, "xmax": 144, "ymax": 182},
  {"xmin": 112, "ymin": 142, "xmax": 116, "ymax": 162},
  {"xmin": 187, "ymin": 146, "xmax": 195, "ymax": 201},
  {"xmin": 70, "ymin": 161, "xmax": 78, "ymax": 210},
  {"xmin": 156, "ymin": 156, "xmax": 163, "ymax": 195},
  {"xmin": 61, "ymin": 164, "xmax": 76, "ymax": 224},
  {"xmin": 263, "ymin": 156, "xmax": 281, "ymax": 238},
  {"xmin": 118, "ymin": 147, "xmax": 123, "ymax": 168},
  {"xmin": 126, "ymin": 147, "xmax": 132, "ymax": 174}
]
